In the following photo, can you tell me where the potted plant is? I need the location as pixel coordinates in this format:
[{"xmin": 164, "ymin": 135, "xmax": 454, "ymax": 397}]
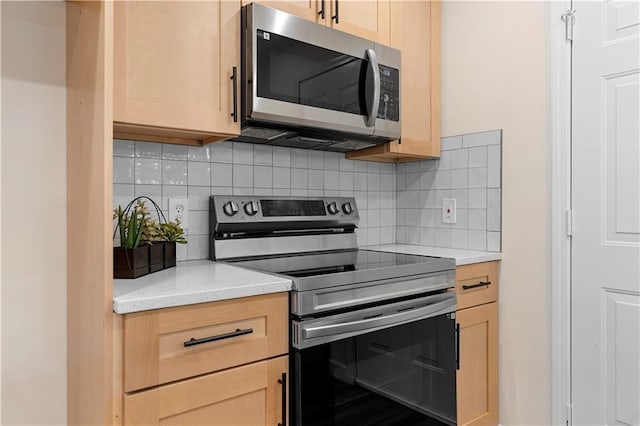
[
  {"xmin": 159, "ymin": 221, "xmax": 187, "ymax": 268},
  {"xmin": 113, "ymin": 200, "xmax": 149, "ymax": 279}
]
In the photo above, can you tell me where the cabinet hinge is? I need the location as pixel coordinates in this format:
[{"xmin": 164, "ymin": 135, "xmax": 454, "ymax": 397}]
[
  {"xmin": 566, "ymin": 403, "xmax": 573, "ymax": 426},
  {"xmin": 561, "ymin": 9, "xmax": 576, "ymax": 42},
  {"xmin": 566, "ymin": 209, "xmax": 574, "ymax": 237}
]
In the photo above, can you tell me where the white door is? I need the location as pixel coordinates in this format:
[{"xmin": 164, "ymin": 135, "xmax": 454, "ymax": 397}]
[{"xmin": 572, "ymin": 1, "xmax": 640, "ymax": 425}]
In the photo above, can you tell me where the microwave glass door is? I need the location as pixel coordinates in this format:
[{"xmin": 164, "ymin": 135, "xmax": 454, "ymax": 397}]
[
  {"xmin": 256, "ymin": 30, "xmax": 375, "ymax": 118},
  {"xmin": 292, "ymin": 313, "xmax": 457, "ymax": 426}
]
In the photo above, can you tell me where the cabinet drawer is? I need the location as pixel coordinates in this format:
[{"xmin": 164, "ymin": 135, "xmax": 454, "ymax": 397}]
[
  {"xmin": 123, "ymin": 292, "xmax": 288, "ymax": 392},
  {"xmin": 124, "ymin": 355, "xmax": 288, "ymax": 426},
  {"xmin": 455, "ymin": 262, "xmax": 499, "ymax": 310}
]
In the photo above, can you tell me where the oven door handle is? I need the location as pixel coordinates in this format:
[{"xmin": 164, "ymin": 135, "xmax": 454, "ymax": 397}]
[{"xmin": 302, "ymin": 298, "xmax": 453, "ymax": 340}]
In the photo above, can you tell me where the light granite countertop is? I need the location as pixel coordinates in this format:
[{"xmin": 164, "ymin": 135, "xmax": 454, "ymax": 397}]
[
  {"xmin": 364, "ymin": 244, "xmax": 501, "ymax": 265},
  {"xmin": 113, "ymin": 260, "xmax": 292, "ymax": 314}
]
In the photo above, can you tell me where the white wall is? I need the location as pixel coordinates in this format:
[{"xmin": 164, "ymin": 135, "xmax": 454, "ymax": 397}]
[
  {"xmin": 1, "ymin": 2, "xmax": 67, "ymax": 424},
  {"xmin": 441, "ymin": 2, "xmax": 551, "ymax": 425}
]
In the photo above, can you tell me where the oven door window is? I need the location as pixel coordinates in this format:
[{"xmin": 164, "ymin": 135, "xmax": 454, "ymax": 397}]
[
  {"xmin": 292, "ymin": 314, "xmax": 457, "ymax": 426},
  {"xmin": 256, "ymin": 30, "xmax": 374, "ymax": 117}
]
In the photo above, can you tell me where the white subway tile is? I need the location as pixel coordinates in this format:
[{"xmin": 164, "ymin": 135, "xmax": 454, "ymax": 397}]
[
  {"xmin": 452, "ymin": 208, "xmax": 468, "ymax": 229},
  {"xmin": 162, "ymin": 185, "xmax": 188, "ymax": 211},
  {"xmin": 339, "ymin": 155, "xmax": 353, "ymax": 171},
  {"xmin": 272, "ymin": 147, "xmax": 291, "ymax": 167},
  {"xmin": 135, "ymin": 184, "xmax": 161, "ymax": 201},
  {"xmin": 339, "ymin": 189, "xmax": 354, "ymax": 197},
  {"xmin": 211, "ymin": 186, "xmax": 233, "ymax": 195},
  {"xmin": 487, "ymin": 145, "xmax": 501, "ymax": 188},
  {"xmin": 435, "ymin": 228, "xmax": 452, "ymax": 247},
  {"xmin": 435, "ymin": 190, "xmax": 451, "ymax": 207},
  {"xmin": 468, "ymin": 230, "xmax": 487, "ymax": 250},
  {"xmin": 487, "ymin": 189, "xmax": 501, "ymax": 231},
  {"xmin": 435, "ymin": 170, "xmax": 451, "ymax": 189},
  {"xmin": 406, "ymin": 209, "xmax": 420, "ymax": 226},
  {"xmin": 406, "ymin": 173, "xmax": 420, "ymax": 191},
  {"xmin": 367, "ymin": 173, "xmax": 381, "ymax": 191},
  {"xmin": 187, "ymin": 162, "xmax": 211, "ymax": 186},
  {"xmin": 187, "ymin": 186, "xmax": 211, "ymax": 211},
  {"xmin": 354, "ymin": 173, "xmax": 367, "ymax": 191},
  {"xmin": 451, "ymin": 149, "xmax": 469, "ymax": 169},
  {"xmin": 291, "ymin": 189, "xmax": 309, "ymax": 196},
  {"xmin": 210, "ymin": 141, "xmax": 234, "ymax": 163},
  {"xmin": 359, "ymin": 210, "xmax": 368, "ymax": 228},
  {"xmin": 188, "ymin": 145, "xmax": 211, "ymax": 162},
  {"xmin": 380, "ymin": 163, "xmax": 394, "ymax": 174},
  {"xmin": 353, "ymin": 160, "xmax": 368, "ymax": 172},
  {"xmin": 291, "ymin": 149, "xmax": 308, "ymax": 169},
  {"xmin": 381, "ymin": 174, "xmax": 394, "ymax": 191},
  {"xmin": 438, "ymin": 151, "xmax": 452, "ymax": 170},
  {"xmin": 451, "ymin": 189, "xmax": 468, "ymax": 208},
  {"xmin": 406, "ymin": 226, "xmax": 420, "ymax": 244},
  {"xmin": 406, "ymin": 191, "xmax": 421, "ymax": 208},
  {"xmin": 114, "ymin": 157, "xmax": 134, "ymax": 184},
  {"xmin": 177, "ymin": 240, "xmax": 188, "ymax": 261},
  {"xmin": 339, "ymin": 172, "xmax": 354, "ymax": 191},
  {"xmin": 424, "ymin": 190, "xmax": 436, "ymax": 208},
  {"xmin": 308, "ymin": 170, "xmax": 324, "ymax": 190},
  {"xmin": 273, "ymin": 167, "xmax": 291, "ymax": 188},
  {"xmin": 233, "ymin": 142, "xmax": 254, "ymax": 164},
  {"xmin": 380, "ymin": 209, "xmax": 395, "ymax": 226},
  {"xmin": 357, "ymin": 228, "xmax": 369, "ymax": 246},
  {"xmin": 441, "ymin": 135, "xmax": 462, "ymax": 151},
  {"xmin": 468, "ymin": 146, "xmax": 488, "ymax": 167},
  {"xmin": 135, "ymin": 141, "xmax": 162, "ymax": 159},
  {"xmin": 419, "ymin": 227, "xmax": 435, "ymax": 246},
  {"xmin": 163, "ymin": 160, "xmax": 188, "ymax": 185},
  {"xmin": 463, "ymin": 130, "xmax": 501, "ymax": 148},
  {"xmin": 354, "ymin": 191, "xmax": 368, "ymax": 209},
  {"xmin": 253, "ymin": 145, "xmax": 273, "ymax": 166},
  {"xmin": 380, "ymin": 226, "xmax": 394, "ymax": 244},
  {"xmin": 367, "ymin": 210, "xmax": 381, "ymax": 227},
  {"xmin": 469, "ymin": 188, "xmax": 487, "ymax": 209},
  {"xmin": 324, "ymin": 152, "xmax": 341, "ymax": 170},
  {"xmin": 162, "ymin": 144, "xmax": 188, "ymax": 160},
  {"xmin": 451, "ymin": 230, "xmax": 469, "ymax": 249},
  {"xmin": 113, "ymin": 184, "xmax": 135, "ymax": 210},
  {"xmin": 188, "ymin": 210, "xmax": 208, "ymax": 234},
  {"xmin": 420, "ymin": 208, "xmax": 435, "ymax": 228},
  {"xmin": 187, "ymin": 235, "xmax": 209, "ymax": 260},
  {"xmin": 368, "ymin": 191, "xmax": 382, "ymax": 209},
  {"xmin": 469, "ymin": 209, "xmax": 487, "ymax": 230},
  {"xmin": 396, "ymin": 209, "xmax": 407, "ymax": 226},
  {"xmin": 273, "ymin": 188, "xmax": 291, "ymax": 196},
  {"xmin": 487, "ymin": 231, "xmax": 501, "ymax": 252},
  {"xmin": 114, "ymin": 139, "xmax": 135, "ymax": 157},
  {"xmin": 420, "ymin": 171, "xmax": 436, "ymax": 190},
  {"xmin": 135, "ymin": 158, "xmax": 162, "ymax": 184},
  {"xmin": 233, "ymin": 164, "xmax": 253, "ymax": 188},
  {"xmin": 233, "ymin": 187, "xmax": 254, "ymax": 195},
  {"xmin": 254, "ymin": 166, "xmax": 273, "ymax": 188},
  {"xmin": 254, "ymin": 188, "xmax": 273, "ymax": 196},
  {"xmin": 308, "ymin": 150, "xmax": 324, "ymax": 169},
  {"xmin": 406, "ymin": 162, "xmax": 420, "ymax": 173},
  {"xmin": 291, "ymin": 168, "xmax": 308, "ymax": 189},
  {"xmin": 469, "ymin": 167, "xmax": 487, "ymax": 188},
  {"xmin": 367, "ymin": 228, "xmax": 381, "ymax": 245},
  {"xmin": 210, "ymin": 162, "xmax": 233, "ymax": 187},
  {"xmin": 451, "ymin": 169, "xmax": 469, "ymax": 189},
  {"xmin": 324, "ymin": 170, "xmax": 339, "ymax": 190},
  {"xmin": 396, "ymin": 226, "xmax": 407, "ymax": 243},
  {"xmin": 367, "ymin": 162, "xmax": 381, "ymax": 173}
]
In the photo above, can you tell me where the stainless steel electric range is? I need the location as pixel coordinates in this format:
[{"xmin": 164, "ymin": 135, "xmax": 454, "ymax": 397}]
[{"xmin": 210, "ymin": 195, "xmax": 458, "ymax": 426}]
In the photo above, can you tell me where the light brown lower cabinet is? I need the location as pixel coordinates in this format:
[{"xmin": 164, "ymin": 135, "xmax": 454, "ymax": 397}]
[
  {"xmin": 456, "ymin": 261, "xmax": 499, "ymax": 426},
  {"xmin": 124, "ymin": 355, "xmax": 288, "ymax": 426}
]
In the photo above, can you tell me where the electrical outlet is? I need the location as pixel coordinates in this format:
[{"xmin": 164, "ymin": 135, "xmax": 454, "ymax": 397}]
[
  {"xmin": 169, "ymin": 199, "xmax": 189, "ymax": 229},
  {"xmin": 442, "ymin": 198, "xmax": 456, "ymax": 224}
]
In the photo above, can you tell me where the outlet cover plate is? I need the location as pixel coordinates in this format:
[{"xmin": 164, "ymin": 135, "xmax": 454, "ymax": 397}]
[
  {"xmin": 169, "ymin": 198, "xmax": 189, "ymax": 229},
  {"xmin": 442, "ymin": 198, "xmax": 456, "ymax": 224}
]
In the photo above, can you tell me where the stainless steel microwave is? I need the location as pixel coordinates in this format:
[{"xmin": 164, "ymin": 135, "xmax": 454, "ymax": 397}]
[{"xmin": 237, "ymin": 3, "xmax": 401, "ymax": 152}]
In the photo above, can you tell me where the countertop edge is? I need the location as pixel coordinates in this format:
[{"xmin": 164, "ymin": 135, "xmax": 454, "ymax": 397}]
[{"xmin": 363, "ymin": 244, "xmax": 502, "ymax": 266}]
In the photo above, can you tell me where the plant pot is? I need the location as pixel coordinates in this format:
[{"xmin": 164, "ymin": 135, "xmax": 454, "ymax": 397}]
[
  {"xmin": 114, "ymin": 245, "xmax": 149, "ymax": 279},
  {"xmin": 148, "ymin": 242, "xmax": 164, "ymax": 273},
  {"xmin": 164, "ymin": 241, "xmax": 177, "ymax": 269}
]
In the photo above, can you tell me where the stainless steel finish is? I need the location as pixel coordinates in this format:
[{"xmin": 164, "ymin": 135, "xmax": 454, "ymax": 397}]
[
  {"xmin": 292, "ymin": 292, "xmax": 456, "ymax": 349},
  {"xmin": 223, "ymin": 201, "xmax": 239, "ymax": 216},
  {"xmin": 213, "ymin": 233, "xmax": 357, "ymax": 260},
  {"xmin": 327, "ymin": 202, "xmax": 339, "ymax": 215},
  {"xmin": 365, "ymin": 48, "xmax": 380, "ymax": 128},
  {"xmin": 211, "ymin": 195, "xmax": 359, "ymax": 227},
  {"xmin": 243, "ymin": 3, "xmax": 401, "ymax": 144},
  {"xmin": 244, "ymin": 201, "xmax": 259, "ymax": 216},
  {"xmin": 291, "ymin": 270, "xmax": 455, "ymax": 316},
  {"xmin": 342, "ymin": 202, "xmax": 353, "ymax": 214}
]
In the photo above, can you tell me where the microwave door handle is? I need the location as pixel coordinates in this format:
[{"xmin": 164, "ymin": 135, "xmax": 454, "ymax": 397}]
[
  {"xmin": 365, "ymin": 48, "xmax": 380, "ymax": 128},
  {"xmin": 303, "ymin": 298, "xmax": 454, "ymax": 340}
]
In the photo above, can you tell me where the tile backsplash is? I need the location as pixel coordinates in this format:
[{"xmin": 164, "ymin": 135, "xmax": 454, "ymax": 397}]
[
  {"xmin": 396, "ymin": 130, "xmax": 502, "ymax": 252},
  {"xmin": 113, "ymin": 129, "xmax": 501, "ymax": 260},
  {"xmin": 113, "ymin": 140, "xmax": 396, "ymax": 260}
]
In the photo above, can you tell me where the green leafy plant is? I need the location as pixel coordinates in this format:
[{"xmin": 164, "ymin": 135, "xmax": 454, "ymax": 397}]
[
  {"xmin": 113, "ymin": 200, "xmax": 147, "ymax": 249},
  {"xmin": 160, "ymin": 221, "xmax": 187, "ymax": 244}
]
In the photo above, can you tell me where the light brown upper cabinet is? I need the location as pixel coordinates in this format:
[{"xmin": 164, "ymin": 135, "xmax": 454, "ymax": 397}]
[
  {"xmin": 347, "ymin": 1, "xmax": 441, "ymax": 162},
  {"xmin": 248, "ymin": 0, "xmax": 390, "ymax": 43},
  {"xmin": 113, "ymin": 1, "xmax": 241, "ymax": 146}
]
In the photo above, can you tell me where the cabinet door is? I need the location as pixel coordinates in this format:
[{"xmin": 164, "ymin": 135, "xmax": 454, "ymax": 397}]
[
  {"xmin": 457, "ymin": 303, "xmax": 498, "ymax": 426},
  {"xmin": 329, "ymin": 0, "xmax": 389, "ymax": 44},
  {"xmin": 245, "ymin": 0, "xmax": 321, "ymax": 22},
  {"xmin": 124, "ymin": 356, "xmax": 288, "ymax": 426},
  {"xmin": 346, "ymin": 1, "xmax": 441, "ymax": 162},
  {"xmin": 113, "ymin": 1, "xmax": 240, "ymax": 144}
]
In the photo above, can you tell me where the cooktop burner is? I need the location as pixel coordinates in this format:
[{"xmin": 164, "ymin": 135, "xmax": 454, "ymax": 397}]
[{"xmin": 225, "ymin": 249, "xmax": 455, "ymax": 291}]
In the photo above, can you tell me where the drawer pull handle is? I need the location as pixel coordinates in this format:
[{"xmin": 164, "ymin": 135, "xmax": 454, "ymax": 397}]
[
  {"xmin": 277, "ymin": 372, "xmax": 287, "ymax": 426},
  {"xmin": 183, "ymin": 328, "xmax": 253, "ymax": 347},
  {"xmin": 462, "ymin": 281, "xmax": 491, "ymax": 291}
]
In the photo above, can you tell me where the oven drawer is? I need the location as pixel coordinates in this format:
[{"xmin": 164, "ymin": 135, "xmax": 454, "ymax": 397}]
[
  {"xmin": 122, "ymin": 292, "xmax": 288, "ymax": 392},
  {"xmin": 455, "ymin": 261, "xmax": 499, "ymax": 310}
]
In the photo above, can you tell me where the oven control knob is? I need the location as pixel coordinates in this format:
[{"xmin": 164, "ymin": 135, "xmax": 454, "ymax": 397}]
[
  {"xmin": 244, "ymin": 201, "xmax": 259, "ymax": 216},
  {"xmin": 327, "ymin": 202, "xmax": 339, "ymax": 215},
  {"xmin": 342, "ymin": 202, "xmax": 353, "ymax": 214},
  {"xmin": 222, "ymin": 201, "xmax": 239, "ymax": 217}
]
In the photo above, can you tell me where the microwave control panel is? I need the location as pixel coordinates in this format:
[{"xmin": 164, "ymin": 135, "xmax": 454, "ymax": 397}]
[{"xmin": 378, "ymin": 65, "xmax": 400, "ymax": 122}]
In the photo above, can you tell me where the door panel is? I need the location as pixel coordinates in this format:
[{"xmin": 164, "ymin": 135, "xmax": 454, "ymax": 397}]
[
  {"xmin": 571, "ymin": 1, "xmax": 640, "ymax": 424},
  {"xmin": 245, "ymin": 0, "xmax": 320, "ymax": 22},
  {"xmin": 330, "ymin": 0, "xmax": 390, "ymax": 44}
]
